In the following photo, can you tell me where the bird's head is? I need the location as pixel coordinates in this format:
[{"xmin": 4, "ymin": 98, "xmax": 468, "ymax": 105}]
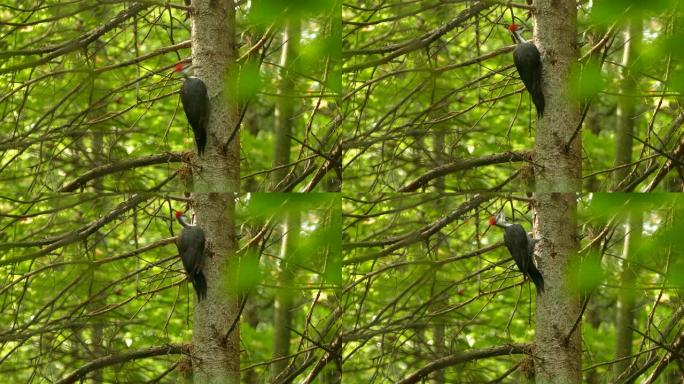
[
  {"xmin": 490, "ymin": 213, "xmax": 509, "ymax": 227},
  {"xmin": 507, "ymin": 23, "xmax": 521, "ymax": 33},
  {"xmin": 174, "ymin": 210, "xmax": 184, "ymax": 219},
  {"xmin": 506, "ymin": 23, "xmax": 528, "ymax": 43},
  {"xmin": 174, "ymin": 63, "xmax": 199, "ymax": 78}
]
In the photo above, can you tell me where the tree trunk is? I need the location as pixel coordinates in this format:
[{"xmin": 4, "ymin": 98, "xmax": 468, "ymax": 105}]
[
  {"xmin": 614, "ymin": 19, "xmax": 642, "ymax": 187},
  {"xmin": 613, "ymin": 211, "xmax": 641, "ymax": 380},
  {"xmin": 86, "ymin": 29, "xmax": 108, "ymax": 381},
  {"xmin": 534, "ymin": 0, "xmax": 581, "ymax": 192},
  {"xmin": 613, "ymin": 21, "xmax": 643, "ymax": 378},
  {"xmin": 191, "ymin": 0, "xmax": 240, "ymax": 192},
  {"xmin": 533, "ymin": 1, "xmax": 582, "ymax": 382},
  {"xmin": 315, "ymin": 198, "xmax": 342, "ymax": 383},
  {"xmin": 189, "ymin": 0, "xmax": 240, "ymax": 382},
  {"xmin": 192, "ymin": 194, "xmax": 239, "ymax": 383},
  {"xmin": 533, "ymin": 194, "xmax": 581, "ymax": 383},
  {"xmin": 272, "ymin": 19, "xmax": 301, "ymax": 189},
  {"xmin": 429, "ymin": 40, "xmax": 448, "ymax": 381},
  {"xmin": 270, "ymin": 211, "xmax": 300, "ymax": 382}
]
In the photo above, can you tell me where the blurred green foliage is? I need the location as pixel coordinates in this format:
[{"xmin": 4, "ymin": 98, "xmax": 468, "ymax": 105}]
[
  {"xmin": 343, "ymin": 193, "xmax": 682, "ymax": 381},
  {"xmin": 0, "ymin": 192, "xmax": 341, "ymax": 382}
]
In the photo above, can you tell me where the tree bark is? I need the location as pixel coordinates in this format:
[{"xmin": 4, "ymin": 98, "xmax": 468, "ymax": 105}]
[
  {"xmin": 534, "ymin": 0, "xmax": 581, "ymax": 192},
  {"xmin": 533, "ymin": 193, "xmax": 581, "ymax": 383},
  {"xmin": 193, "ymin": 193, "xmax": 239, "ymax": 383},
  {"xmin": 189, "ymin": 0, "xmax": 240, "ymax": 382},
  {"xmin": 533, "ymin": 1, "xmax": 582, "ymax": 382},
  {"xmin": 191, "ymin": 0, "xmax": 240, "ymax": 192}
]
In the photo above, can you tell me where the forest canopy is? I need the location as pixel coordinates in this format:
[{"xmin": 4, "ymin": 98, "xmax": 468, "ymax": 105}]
[{"xmin": 1, "ymin": 0, "xmax": 683, "ymax": 383}]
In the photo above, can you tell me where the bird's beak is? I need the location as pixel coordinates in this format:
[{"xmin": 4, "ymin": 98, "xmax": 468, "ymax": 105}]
[
  {"xmin": 183, "ymin": 64, "xmax": 195, "ymax": 75},
  {"xmin": 179, "ymin": 64, "xmax": 202, "ymax": 76}
]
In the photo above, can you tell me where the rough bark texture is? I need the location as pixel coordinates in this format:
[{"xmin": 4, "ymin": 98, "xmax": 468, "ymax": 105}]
[
  {"xmin": 193, "ymin": 193, "xmax": 239, "ymax": 383},
  {"xmin": 533, "ymin": 193, "xmax": 581, "ymax": 383},
  {"xmin": 189, "ymin": 0, "xmax": 240, "ymax": 382},
  {"xmin": 533, "ymin": 0, "xmax": 581, "ymax": 192},
  {"xmin": 192, "ymin": 0, "xmax": 239, "ymax": 192},
  {"xmin": 532, "ymin": 1, "xmax": 582, "ymax": 381}
]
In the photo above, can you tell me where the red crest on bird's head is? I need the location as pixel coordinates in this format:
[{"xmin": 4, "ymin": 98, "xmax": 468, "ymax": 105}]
[
  {"xmin": 174, "ymin": 63, "xmax": 185, "ymax": 73},
  {"xmin": 488, "ymin": 216, "xmax": 497, "ymax": 226},
  {"xmin": 507, "ymin": 23, "xmax": 519, "ymax": 32},
  {"xmin": 175, "ymin": 210, "xmax": 184, "ymax": 219}
]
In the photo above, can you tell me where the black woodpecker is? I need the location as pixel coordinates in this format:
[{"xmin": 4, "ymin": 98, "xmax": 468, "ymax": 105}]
[
  {"xmin": 175, "ymin": 210, "xmax": 208, "ymax": 301},
  {"xmin": 489, "ymin": 215, "xmax": 545, "ymax": 294},
  {"xmin": 508, "ymin": 23, "xmax": 544, "ymax": 118},
  {"xmin": 175, "ymin": 63, "xmax": 209, "ymax": 156}
]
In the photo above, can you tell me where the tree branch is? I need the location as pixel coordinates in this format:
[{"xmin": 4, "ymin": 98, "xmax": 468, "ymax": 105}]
[
  {"xmin": 0, "ymin": 194, "xmax": 151, "ymax": 266},
  {"xmin": 55, "ymin": 344, "xmax": 189, "ymax": 384},
  {"xmin": 342, "ymin": 194, "xmax": 491, "ymax": 265},
  {"xmin": 396, "ymin": 343, "xmax": 531, "ymax": 384},
  {"xmin": 58, "ymin": 152, "xmax": 185, "ymax": 192},
  {"xmin": 399, "ymin": 151, "xmax": 531, "ymax": 192},
  {"xmin": 0, "ymin": 3, "xmax": 150, "ymax": 74},
  {"xmin": 342, "ymin": 1, "xmax": 495, "ymax": 73}
]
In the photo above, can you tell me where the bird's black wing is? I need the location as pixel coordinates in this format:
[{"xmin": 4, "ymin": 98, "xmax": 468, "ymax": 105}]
[
  {"xmin": 503, "ymin": 224, "xmax": 530, "ymax": 276},
  {"xmin": 180, "ymin": 78, "xmax": 209, "ymax": 155},
  {"xmin": 528, "ymin": 263, "xmax": 545, "ymax": 294},
  {"xmin": 177, "ymin": 226, "xmax": 206, "ymax": 275},
  {"xmin": 513, "ymin": 42, "xmax": 544, "ymax": 117}
]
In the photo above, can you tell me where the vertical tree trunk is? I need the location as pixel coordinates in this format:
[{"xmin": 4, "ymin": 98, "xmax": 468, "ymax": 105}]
[
  {"xmin": 272, "ymin": 19, "xmax": 301, "ymax": 189},
  {"xmin": 612, "ymin": 18, "xmax": 645, "ymax": 375},
  {"xmin": 533, "ymin": 0, "xmax": 582, "ymax": 382},
  {"xmin": 430, "ymin": 268, "xmax": 446, "ymax": 384},
  {"xmin": 270, "ymin": 18, "xmax": 302, "ymax": 379},
  {"xmin": 429, "ymin": 38, "xmax": 448, "ymax": 382},
  {"xmin": 534, "ymin": 0, "xmax": 581, "ymax": 192},
  {"xmin": 533, "ymin": 194, "xmax": 581, "ymax": 383},
  {"xmin": 86, "ymin": 27, "xmax": 108, "ymax": 381},
  {"xmin": 613, "ymin": 211, "xmax": 641, "ymax": 379},
  {"xmin": 192, "ymin": 0, "xmax": 240, "ymax": 192},
  {"xmin": 271, "ymin": 211, "xmax": 300, "ymax": 382},
  {"xmin": 317, "ymin": 198, "xmax": 342, "ymax": 383},
  {"xmin": 193, "ymin": 194, "xmax": 239, "ymax": 383},
  {"xmin": 614, "ymin": 19, "xmax": 642, "ymax": 186},
  {"xmin": 189, "ymin": 0, "xmax": 240, "ymax": 382}
]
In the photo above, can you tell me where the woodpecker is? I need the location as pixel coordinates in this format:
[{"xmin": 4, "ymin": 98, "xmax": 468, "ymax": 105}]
[
  {"xmin": 175, "ymin": 210, "xmax": 207, "ymax": 301},
  {"xmin": 175, "ymin": 63, "xmax": 209, "ymax": 156},
  {"xmin": 489, "ymin": 215, "xmax": 545, "ymax": 294},
  {"xmin": 508, "ymin": 23, "xmax": 544, "ymax": 118}
]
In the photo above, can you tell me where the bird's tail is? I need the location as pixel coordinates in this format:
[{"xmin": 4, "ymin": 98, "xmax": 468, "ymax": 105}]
[
  {"xmin": 533, "ymin": 90, "xmax": 545, "ymax": 118},
  {"xmin": 531, "ymin": 77, "xmax": 545, "ymax": 118},
  {"xmin": 192, "ymin": 271, "xmax": 208, "ymax": 301},
  {"xmin": 196, "ymin": 138, "xmax": 206, "ymax": 156},
  {"xmin": 528, "ymin": 265, "xmax": 545, "ymax": 295}
]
